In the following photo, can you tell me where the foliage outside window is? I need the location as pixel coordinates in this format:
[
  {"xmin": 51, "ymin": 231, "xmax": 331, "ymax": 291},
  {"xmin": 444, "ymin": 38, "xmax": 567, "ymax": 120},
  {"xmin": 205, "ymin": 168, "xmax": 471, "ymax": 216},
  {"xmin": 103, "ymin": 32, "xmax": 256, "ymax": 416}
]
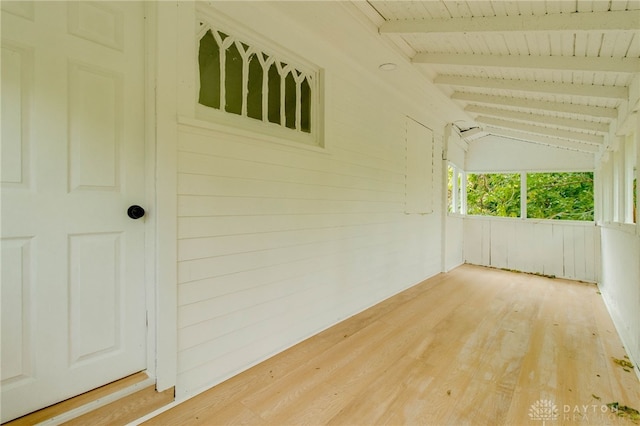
[
  {"xmin": 465, "ymin": 172, "xmax": 594, "ymax": 221},
  {"xmin": 466, "ymin": 173, "xmax": 521, "ymax": 218},
  {"xmin": 197, "ymin": 19, "xmax": 318, "ymax": 143},
  {"xmin": 527, "ymin": 172, "xmax": 594, "ymax": 221}
]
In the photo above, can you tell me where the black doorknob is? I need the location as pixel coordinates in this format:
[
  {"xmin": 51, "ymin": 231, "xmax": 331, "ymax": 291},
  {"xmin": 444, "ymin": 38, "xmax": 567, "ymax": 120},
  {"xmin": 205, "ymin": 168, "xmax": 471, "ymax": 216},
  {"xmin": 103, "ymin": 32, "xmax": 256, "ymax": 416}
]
[{"xmin": 127, "ymin": 205, "xmax": 145, "ymax": 219}]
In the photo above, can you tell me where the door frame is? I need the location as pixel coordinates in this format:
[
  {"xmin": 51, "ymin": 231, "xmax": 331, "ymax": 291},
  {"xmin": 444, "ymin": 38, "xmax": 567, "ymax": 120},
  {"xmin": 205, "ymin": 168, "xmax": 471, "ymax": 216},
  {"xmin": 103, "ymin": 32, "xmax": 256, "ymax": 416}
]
[{"xmin": 146, "ymin": 1, "xmax": 178, "ymax": 393}]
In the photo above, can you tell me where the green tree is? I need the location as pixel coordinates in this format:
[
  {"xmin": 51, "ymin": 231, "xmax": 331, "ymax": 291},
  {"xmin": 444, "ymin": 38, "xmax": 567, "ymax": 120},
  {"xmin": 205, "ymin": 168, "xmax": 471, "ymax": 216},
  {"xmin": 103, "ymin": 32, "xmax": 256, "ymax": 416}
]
[
  {"xmin": 466, "ymin": 173, "xmax": 521, "ymax": 217},
  {"xmin": 527, "ymin": 172, "xmax": 594, "ymax": 221}
]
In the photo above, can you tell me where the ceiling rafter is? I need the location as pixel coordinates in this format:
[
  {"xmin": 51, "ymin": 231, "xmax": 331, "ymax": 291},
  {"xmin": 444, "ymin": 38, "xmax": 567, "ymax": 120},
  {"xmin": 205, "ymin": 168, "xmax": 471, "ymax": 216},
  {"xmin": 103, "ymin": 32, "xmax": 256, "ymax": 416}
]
[
  {"xmin": 465, "ymin": 105, "xmax": 610, "ymax": 133},
  {"xmin": 477, "ymin": 116, "xmax": 605, "ymax": 145},
  {"xmin": 413, "ymin": 53, "xmax": 640, "ymax": 74},
  {"xmin": 483, "ymin": 127, "xmax": 601, "ymax": 153},
  {"xmin": 434, "ymin": 75, "xmax": 628, "ymax": 100},
  {"xmin": 450, "ymin": 92, "xmax": 618, "ymax": 119},
  {"xmin": 379, "ymin": 10, "xmax": 640, "ymax": 34}
]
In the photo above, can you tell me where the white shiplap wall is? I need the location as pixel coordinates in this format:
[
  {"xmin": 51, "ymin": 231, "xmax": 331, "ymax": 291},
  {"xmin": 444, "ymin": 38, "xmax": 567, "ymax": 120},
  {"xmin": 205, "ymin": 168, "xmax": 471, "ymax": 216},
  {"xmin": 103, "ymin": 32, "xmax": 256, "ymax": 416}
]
[
  {"xmin": 173, "ymin": 2, "xmax": 446, "ymax": 397},
  {"xmin": 464, "ymin": 217, "xmax": 601, "ymax": 283}
]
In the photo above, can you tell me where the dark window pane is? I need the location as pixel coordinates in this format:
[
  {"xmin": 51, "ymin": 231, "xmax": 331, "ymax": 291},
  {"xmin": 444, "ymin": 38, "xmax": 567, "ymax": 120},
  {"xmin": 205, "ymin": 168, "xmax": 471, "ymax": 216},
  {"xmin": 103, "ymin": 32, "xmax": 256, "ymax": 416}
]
[
  {"xmin": 300, "ymin": 77, "xmax": 311, "ymax": 133},
  {"xmin": 284, "ymin": 72, "xmax": 296, "ymax": 129},
  {"xmin": 466, "ymin": 173, "xmax": 521, "ymax": 217},
  {"xmin": 247, "ymin": 54, "xmax": 263, "ymax": 120},
  {"xmin": 198, "ymin": 30, "xmax": 220, "ymax": 109},
  {"xmin": 527, "ymin": 172, "xmax": 594, "ymax": 221},
  {"xmin": 225, "ymin": 42, "xmax": 242, "ymax": 115},
  {"xmin": 267, "ymin": 64, "xmax": 280, "ymax": 124}
]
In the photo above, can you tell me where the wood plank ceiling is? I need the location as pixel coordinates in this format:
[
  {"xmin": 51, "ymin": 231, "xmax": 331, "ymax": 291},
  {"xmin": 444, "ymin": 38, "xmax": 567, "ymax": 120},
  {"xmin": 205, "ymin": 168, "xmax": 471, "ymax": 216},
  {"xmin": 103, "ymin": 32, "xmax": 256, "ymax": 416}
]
[{"xmin": 357, "ymin": 0, "xmax": 640, "ymax": 154}]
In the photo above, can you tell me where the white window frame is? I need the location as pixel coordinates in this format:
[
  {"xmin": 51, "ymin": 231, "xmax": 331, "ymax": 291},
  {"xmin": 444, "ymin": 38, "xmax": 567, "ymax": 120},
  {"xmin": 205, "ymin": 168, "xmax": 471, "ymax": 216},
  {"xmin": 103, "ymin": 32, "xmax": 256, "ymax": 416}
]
[
  {"xmin": 459, "ymin": 170, "xmax": 595, "ymax": 222},
  {"xmin": 447, "ymin": 162, "xmax": 466, "ymax": 216},
  {"xmin": 194, "ymin": 5, "xmax": 324, "ymax": 149}
]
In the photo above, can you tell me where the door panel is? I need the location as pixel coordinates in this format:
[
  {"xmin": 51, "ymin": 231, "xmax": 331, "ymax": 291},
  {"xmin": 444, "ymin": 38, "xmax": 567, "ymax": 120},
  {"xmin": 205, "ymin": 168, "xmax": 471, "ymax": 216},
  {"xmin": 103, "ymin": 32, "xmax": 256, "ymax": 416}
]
[{"xmin": 1, "ymin": 2, "xmax": 147, "ymax": 421}]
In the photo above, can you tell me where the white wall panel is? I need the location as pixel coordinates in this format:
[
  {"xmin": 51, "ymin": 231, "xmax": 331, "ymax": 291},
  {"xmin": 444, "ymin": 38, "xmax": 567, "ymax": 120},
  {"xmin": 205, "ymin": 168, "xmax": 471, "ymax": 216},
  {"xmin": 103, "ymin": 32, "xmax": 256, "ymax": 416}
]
[
  {"xmin": 405, "ymin": 118, "xmax": 434, "ymax": 214},
  {"xmin": 68, "ymin": 233, "xmax": 122, "ymax": 364},
  {"xmin": 68, "ymin": 62, "xmax": 121, "ymax": 192},
  {"xmin": 446, "ymin": 130, "xmax": 466, "ymax": 167},
  {"xmin": 445, "ymin": 216, "xmax": 464, "ymax": 271},
  {"xmin": 464, "ymin": 217, "xmax": 600, "ymax": 283},
  {"xmin": 466, "ymin": 136, "xmax": 595, "ymax": 172},
  {"xmin": 0, "ymin": 238, "xmax": 33, "ymax": 385},
  {"xmin": 600, "ymin": 226, "xmax": 640, "ymax": 376},
  {"xmin": 173, "ymin": 2, "xmax": 446, "ymax": 398},
  {"xmin": 1, "ymin": 43, "xmax": 32, "ymax": 188}
]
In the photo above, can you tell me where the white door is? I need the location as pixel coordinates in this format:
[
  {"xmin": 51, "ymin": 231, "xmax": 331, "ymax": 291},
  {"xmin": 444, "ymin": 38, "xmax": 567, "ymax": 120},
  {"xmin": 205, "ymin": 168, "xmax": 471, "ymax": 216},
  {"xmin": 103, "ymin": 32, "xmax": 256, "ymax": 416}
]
[{"xmin": 1, "ymin": 1, "xmax": 148, "ymax": 421}]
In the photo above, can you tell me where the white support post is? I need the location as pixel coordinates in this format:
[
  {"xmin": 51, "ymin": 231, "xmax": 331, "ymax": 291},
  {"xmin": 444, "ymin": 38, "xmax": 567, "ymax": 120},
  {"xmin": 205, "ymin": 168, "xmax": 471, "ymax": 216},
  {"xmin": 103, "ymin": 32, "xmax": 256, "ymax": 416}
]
[
  {"xmin": 452, "ymin": 165, "xmax": 459, "ymax": 214},
  {"xmin": 460, "ymin": 170, "xmax": 467, "ymax": 215},
  {"xmin": 520, "ymin": 172, "xmax": 527, "ymax": 219},
  {"xmin": 624, "ymin": 134, "xmax": 635, "ymax": 224},
  {"xmin": 594, "ymin": 166, "xmax": 601, "ymax": 225},
  {"xmin": 636, "ymin": 117, "xmax": 640, "ymax": 233}
]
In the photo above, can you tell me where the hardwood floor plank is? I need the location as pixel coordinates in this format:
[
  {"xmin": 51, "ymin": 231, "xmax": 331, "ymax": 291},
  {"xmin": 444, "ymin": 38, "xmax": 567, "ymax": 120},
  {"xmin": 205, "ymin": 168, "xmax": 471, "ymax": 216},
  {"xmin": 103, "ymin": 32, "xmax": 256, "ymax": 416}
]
[
  {"xmin": 62, "ymin": 386, "xmax": 174, "ymax": 426},
  {"xmin": 142, "ymin": 265, "xmax": 640, "ymax": 426},
  {"xmin": 4, "ymin": 372, "xmax": 149, "ymax": 426}
]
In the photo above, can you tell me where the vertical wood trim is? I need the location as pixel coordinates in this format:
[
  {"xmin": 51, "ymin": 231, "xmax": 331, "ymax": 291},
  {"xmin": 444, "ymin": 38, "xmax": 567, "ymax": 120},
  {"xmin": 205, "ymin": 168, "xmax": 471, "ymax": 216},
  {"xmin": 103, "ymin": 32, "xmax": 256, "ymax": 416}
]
[
  {"xmin": 452, "ymin": 165, "xmax": 459, "ymax": 214},
  {"xmin": 594, "ymin": 167, "xmax": 601, "ymax": 224},
  {"xmin": 460, "ymin": 170, "xmax": 467, "ymax": 214},
  {"xmin": 613, "ymin": 144, "xmax": 621, "ymax": 222},
  {"xmin": 441, "ymin": 124, "xmax": 450, "ymax": 272},
  {"xmin": 240, "ymin": 43, "xmax": 249, "ymax": 118},
  {"xmin": 260, "ymin": 57, "xmax": 271, "ymax": 123},
  {"xmin": 634, "ymin": 116, "xmax": 640, "ymax": 235},
  {"xmin": 279, "ymin": 71, "xmax": 286, "ymax": 127},
  {"xmin": 520, "ymin": 172, "xmax": 527, "ymax": 219},
  {"xmin": 294, "ymin": 77, "xmax": 302, "ymax": 131},
  {"xmin": 637, "ymin": 117, "xmax": 640, "ymax": 235},
  {"xmin": 618, "ymin": 140, "xmax": 626, "ymax": 223},
  {"xmin": 219, "ymin": 48, "xmax": 226, "ymax": 112},
  {"xmin": 144, "ymin": 0, "xmax": 158, "ymax": 380},
  {"xmin": 154, "ymin": 0, "xmax": 179, "ymax": 391}
]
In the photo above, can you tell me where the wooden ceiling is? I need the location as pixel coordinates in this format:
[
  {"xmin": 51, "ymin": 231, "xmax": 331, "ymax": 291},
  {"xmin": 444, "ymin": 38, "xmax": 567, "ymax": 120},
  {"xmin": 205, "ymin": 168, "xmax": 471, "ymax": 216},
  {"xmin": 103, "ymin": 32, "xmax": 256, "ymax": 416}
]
[{"xmin": 355, "ymin": 1, "xmax": 640, "ymax": 154}]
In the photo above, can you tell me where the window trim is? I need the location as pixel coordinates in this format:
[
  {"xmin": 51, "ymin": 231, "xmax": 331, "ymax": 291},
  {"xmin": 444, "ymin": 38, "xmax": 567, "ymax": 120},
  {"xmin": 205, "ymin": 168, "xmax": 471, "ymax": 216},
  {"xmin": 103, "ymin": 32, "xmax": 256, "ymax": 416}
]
[{"xmin": 194, "ymin": 4, "xmax": 325, "ymax": 149}]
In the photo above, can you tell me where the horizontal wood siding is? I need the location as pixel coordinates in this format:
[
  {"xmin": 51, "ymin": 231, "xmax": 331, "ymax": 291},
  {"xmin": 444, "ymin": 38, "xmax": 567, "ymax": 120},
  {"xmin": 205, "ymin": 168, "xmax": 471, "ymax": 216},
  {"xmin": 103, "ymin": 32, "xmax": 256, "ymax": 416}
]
[
  {"xmin": 175, "ymin": 71, "xmax": 443, "ymax": 396},
  {"xmin": 464, "ymin": 217, "xmax": 600, "ymax": 282}
]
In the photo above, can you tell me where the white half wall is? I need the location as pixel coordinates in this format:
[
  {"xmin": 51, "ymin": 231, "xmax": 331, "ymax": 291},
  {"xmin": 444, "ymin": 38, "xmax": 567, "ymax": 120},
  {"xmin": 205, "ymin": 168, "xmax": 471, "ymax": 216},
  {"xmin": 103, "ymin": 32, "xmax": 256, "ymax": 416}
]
[
  {"xmin": 466, "ymin": 136, "xmax": 595, "ymax": 172},
  {"xmin": 599, "ymin": 225, "xmax": 640, "ymax": 376},
  {"xmin": 464, "ymin": 216, "xmax": 601, "ymax": 283}
]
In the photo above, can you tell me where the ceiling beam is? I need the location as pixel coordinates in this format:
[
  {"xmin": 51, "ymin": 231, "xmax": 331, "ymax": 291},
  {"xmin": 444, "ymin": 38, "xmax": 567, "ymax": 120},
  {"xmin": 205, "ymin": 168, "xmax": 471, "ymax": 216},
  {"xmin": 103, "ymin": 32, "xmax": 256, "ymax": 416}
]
[
  {"xmin": 435, "ymin": 75, "xmax": 628, "ymax": 100},
  {"xmin": 477, "ymin": 116, "xmax": 604, "ymax": 145},
  {"xmin": 483, "ymin": 127, "xmax": 601, "ymax": 153},
  {"xmin": 380, "ymin": 10, "xmax": 640, "ymax": 34},
  {"xmin": 465, "ymin": 105, "xmax": 610, "ymax": 133},
  {"xmin": 413, "ymin": 53, "xmax": 640, "ymax": 74},
  {"xmin": 451, "ymin": 92, "xmax": 618, "ymax": 119}
]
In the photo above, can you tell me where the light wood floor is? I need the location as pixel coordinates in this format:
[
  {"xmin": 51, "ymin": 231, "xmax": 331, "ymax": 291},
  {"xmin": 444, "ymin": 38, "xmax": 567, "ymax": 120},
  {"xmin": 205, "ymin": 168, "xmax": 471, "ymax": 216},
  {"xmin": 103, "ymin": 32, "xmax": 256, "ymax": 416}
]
[
  {"xmin": 4, "ymin": 372, "xmax": 174, "ymax": 426},
  {"xmin": 145, "ymin": 265, "xmax": 640, "ymax": 425}
]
